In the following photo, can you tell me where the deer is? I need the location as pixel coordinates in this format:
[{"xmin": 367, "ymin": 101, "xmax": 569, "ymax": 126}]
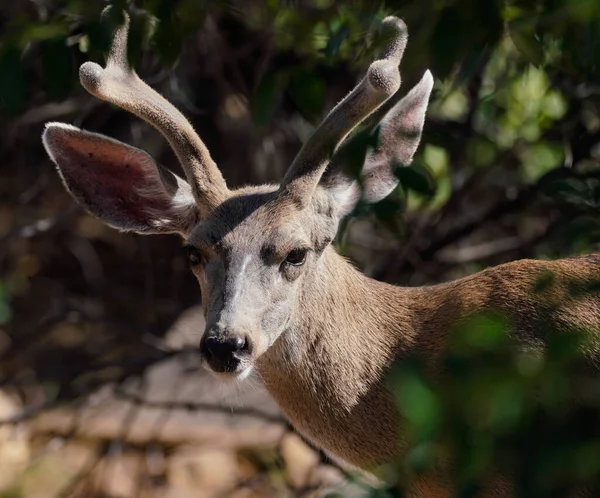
[{"xmin": 42, "ymin": 8, "xmax": 600, "ymax": 497}]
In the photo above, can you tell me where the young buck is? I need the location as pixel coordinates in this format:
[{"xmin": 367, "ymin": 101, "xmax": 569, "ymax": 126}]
[{"xmin": 43, "ymin": 8, "xmax": 600, "ymax": 493}]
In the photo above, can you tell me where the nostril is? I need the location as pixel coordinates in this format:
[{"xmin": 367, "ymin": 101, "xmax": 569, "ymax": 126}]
[
  {"xmin": 201, "ymin": 338, "xmax": 214, "ymax": 363},
  {"xmin": 202, "ymin": 334, "xmax": 251, "ymax": 373},
  {"xmin": 203, "ymin": 335, "xmax": 248, "ymax": 359}
]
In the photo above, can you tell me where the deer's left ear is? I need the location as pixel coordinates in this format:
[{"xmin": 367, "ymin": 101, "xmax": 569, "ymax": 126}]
[
  {"xmin": 322, "ymin": 70, "xmax": 434, "ymax": 216},
  {"xmin": 42, "ymin": 123, "xmax": 199, "ymax": 235}
]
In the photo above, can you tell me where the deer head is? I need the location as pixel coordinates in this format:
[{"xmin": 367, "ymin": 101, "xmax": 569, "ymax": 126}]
[{"xmin": 42, "ymin": 9, "xmax": 433, "ymax": 381}]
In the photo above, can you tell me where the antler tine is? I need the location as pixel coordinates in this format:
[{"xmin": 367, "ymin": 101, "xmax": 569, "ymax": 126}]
[
  {"xmin": 79, "ymin": 8, "xmax": 229, "ymax": 212},
  {"xmin": 280, "ymin": 16, "xmax": 408, "ymax": 208}
]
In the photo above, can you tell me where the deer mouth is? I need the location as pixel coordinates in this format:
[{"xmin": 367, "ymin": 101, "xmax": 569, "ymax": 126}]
[
  {"xmin": 202, "ymin": 362, "xmax": 254, "ymax": 382},
  {"xmin": 200, "ymin": 343, "xmax": 255, "ymax": 381}
]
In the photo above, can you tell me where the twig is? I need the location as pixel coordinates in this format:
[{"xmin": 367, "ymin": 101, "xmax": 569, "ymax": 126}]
[
  {"xmin": 16, "ymin": 98, "xmax": 88, "ymax": 126},
  {"xmin": 0, "ymin": 399, "xmax": 55, "ymax": 425},
  {"xmin": 0, "ymin": 349, "xmax": 178, "ymax": 426},
  {"xmin": 436, "ymin": 236, "xmax": 524, "ymax": 265},
  {"xmin": 419, "ymin": 184, "xmax": 535, "ymax": 262},
  {"xmin": 0, "ymin": 205, "xmax": 78, "ymax": 242},
  {"xmin": 56, "ymin": 445, "xmax": 106, "ymax": 498},
  {"xmin": 112, "ymin": 384, "xmax": 286, "ymax": 424}
]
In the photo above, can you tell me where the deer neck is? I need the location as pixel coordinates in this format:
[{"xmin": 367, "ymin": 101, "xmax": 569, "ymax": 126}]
[{"xmin": 256, "ymin": 246, "xmax": 417, "ymax": 466}]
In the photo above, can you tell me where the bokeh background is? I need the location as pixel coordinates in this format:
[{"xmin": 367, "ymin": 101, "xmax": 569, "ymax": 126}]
[{"xmin": 1, "ymin": 0, "xmax": 600, "ymax": 496}]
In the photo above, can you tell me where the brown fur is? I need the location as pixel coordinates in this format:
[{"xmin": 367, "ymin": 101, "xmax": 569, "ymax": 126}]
[
  {"xmin": 259, "ymin": 251, "xmax": 600, "ymax": 466},
  {"xmin": 256, "ymin": 249, "xmax": 600, "ymax": 498},
  {"xmin": 40, "ymin": 10, "xmax": 600, "ymax": 496}
]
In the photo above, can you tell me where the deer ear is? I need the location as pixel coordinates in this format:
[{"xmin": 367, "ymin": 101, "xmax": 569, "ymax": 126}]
[
  {"xmin": 42, "ymin": 123, "xmax": 199, "ymax": 235},
  {"xmin": 323, "ymin": 70, "xmax": 434, "ymax": 215}
]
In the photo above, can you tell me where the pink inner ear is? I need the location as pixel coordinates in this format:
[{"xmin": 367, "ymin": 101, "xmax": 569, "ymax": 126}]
[{"xmin": 48, "ymin": 128, "xmax": 172, "ymax": 229}]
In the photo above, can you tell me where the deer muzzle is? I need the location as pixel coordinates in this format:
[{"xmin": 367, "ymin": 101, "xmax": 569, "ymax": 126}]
[{"xmin": 200, "ymin": 326, "xmax": 253, "ymax": 374}]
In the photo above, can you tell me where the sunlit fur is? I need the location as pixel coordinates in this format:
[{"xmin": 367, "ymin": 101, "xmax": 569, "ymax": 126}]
[{"xmin": 40, "ymin": 10, "xmax": 600, "ymax": 496}]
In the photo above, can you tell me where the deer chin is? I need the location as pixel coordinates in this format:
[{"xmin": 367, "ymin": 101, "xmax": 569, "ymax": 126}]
[
  {"xmin": 202, "ymin": 361, "xmax": 255, "ymax": 383},
  {"xmin": 236, "ymin": 365, "xmax": 255, "ymax": 381}
]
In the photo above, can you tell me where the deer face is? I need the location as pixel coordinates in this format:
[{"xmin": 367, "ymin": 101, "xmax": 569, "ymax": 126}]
[
  {"xmin": 42, "ymin": 9, "xmax": 432, "ymax": 381},
  {"xmin": 183, "ymin": 187, "xmax": 338, "ymax": 378}
]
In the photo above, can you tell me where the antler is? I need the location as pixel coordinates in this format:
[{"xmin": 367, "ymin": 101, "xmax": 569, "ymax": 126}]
[
  {"xmin": 79, "ymin": 8, "xmax": 229, "ymax": 212},
  {"xmin": 279, "ymin": 16, "xmax": 408, "ymax": 208}
]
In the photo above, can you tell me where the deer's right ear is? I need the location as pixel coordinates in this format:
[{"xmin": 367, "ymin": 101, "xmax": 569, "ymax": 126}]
[
  {"xmin": 42, "ymin": 123, "xmax": 199, "ymax": 236},
  {"xmin": 322, "ymin": 70, "xmax": 434, "ymax": 216}
]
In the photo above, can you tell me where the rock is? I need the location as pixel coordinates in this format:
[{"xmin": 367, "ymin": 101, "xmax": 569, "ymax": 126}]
[
  {"xmin": 280, "ymin": 433, "xmax": 320, "ymax": 489},
  {"xmin": 0, "ymin": 391, "xmax": 30, "ymax": 490},
  {"xmin": 167, "ymin": 447, "xmax": 239, "ymax": 498}
]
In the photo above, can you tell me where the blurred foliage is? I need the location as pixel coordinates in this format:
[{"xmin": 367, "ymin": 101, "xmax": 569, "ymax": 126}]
[
  {"xmin": 380, "ymin": 313, "xmax": 600, "ymax": 497},
  {"xmin": 2, "ymin": 0, "xmax": 600, "ymax": 496}
]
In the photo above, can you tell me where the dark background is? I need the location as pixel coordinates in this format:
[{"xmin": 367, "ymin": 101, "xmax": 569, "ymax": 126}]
[{"xmin": 1, "ymin": 0, "xmax": 600, "ymax": 496}]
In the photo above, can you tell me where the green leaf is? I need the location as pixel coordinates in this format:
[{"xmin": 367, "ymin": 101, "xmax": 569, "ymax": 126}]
[
  {"xmin": 0, "ymin": 300, "xmax": 11, "ymax": 325},
  {"xmin": 17, "ymin": 20, "xmax": 70, "ymax": 47},
  {"xmin": 371, "ymin": 194, "xmax": 405, "ymax": 236},
  {"xmin": 324, "ymin": 22, "xmax": 349, "ymax": 58},
  {"xmin": 559, "ymin": 215, "xmax": 600, "ymax": 243},
  {"xmin": 453, "ymin": 312, "xmax": 510, "ymax": 352},
  {"xmin": 394, "ymin": 369, "xmax": 441, "ymax": 437},
  {"xmin": 42, "ymin": 38, "xmax": 74, "ymax": 101},
  {"xmin": 592, "ymin": 182, "xmax": 600, "ymax": 206},
  {"xmin": 532, "ymin": 269, "xmax": 557, "ymax": 294},
  {"xmin": 252, "ymin": 71, "xmax": 286, "ymax": 127},
  {"xmin": 0, "ymin": 47, "xmax": 27, "ymax": 115},
  {"xmin": 288, "ymin": 69, "xmax": 327, "ymax": 121},
  {"xmin": 83, "ymin": 19, "xmax": 112, "ymax": 58},
  {"xmin": 541, "ymin": 178, "xmax": 585, "ymax": 198},
  {"xmin": 508, "ymin": 24, "xmax": 544, "ymax": 65},
  {"xmin": 177, "ymin": 0, "xmax": 208, "ymax": 34},
  {"xmin": 431, "ymin": 7, "xmax": 465, "ymax": 78},
  {"xmin": 152, "ymin": 11, "xmax": 182, "ymax": 67},
  {"xmin": 336, "ymin": 125, "xmax": 380, "ymax": 180},
  {"xmin": 128, "ymin": 11, "xmax": 153, "ymax": 70},
  {"xmin": 394, "ymin": 163, "xmax": 436, "ymax": 197}
]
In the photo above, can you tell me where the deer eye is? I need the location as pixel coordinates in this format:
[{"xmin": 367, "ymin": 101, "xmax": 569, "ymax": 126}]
[
  {"xmin": 184, "ymin": 245, "xmax": 204, "ymax": 266},
  {"xmin": 285, "ymin": 248, "xmax": 308, "ymax": 266}
]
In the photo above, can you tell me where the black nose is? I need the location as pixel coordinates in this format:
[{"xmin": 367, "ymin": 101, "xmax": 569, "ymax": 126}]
[{"xmin": 202, "ymin": 335, "xmax": 248, "ymax": 372}]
